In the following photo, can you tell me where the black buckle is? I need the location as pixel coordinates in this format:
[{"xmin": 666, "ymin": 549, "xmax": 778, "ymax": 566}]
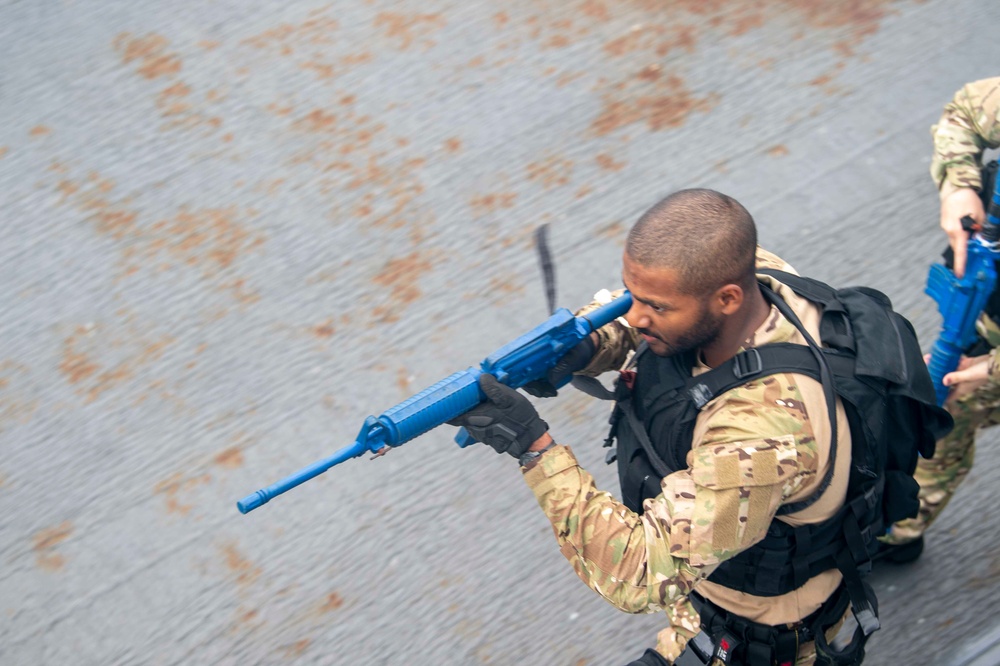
[{"xmin": 733, "ymin": 348, "xmax": 762, "ymax": 379}]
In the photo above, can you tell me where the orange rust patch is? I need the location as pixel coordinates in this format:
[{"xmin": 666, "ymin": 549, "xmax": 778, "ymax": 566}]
[
  {"xmin": 526, "ymin": 155, "xmax": 574, "ymax": 189},
  {"xmin": 281, "ymin": 639, "xmax": 311, "ymax": 658},
  {"xmin": 575, "ymin": 184, "xmax": 594, "ymax": 199},
  {"xmin": 374, "ymin": 12, "xmax": 446, "ymax": 50},
  {"xmin": 489, "ymin": 277, "xmax": 525, "ymax": 297},
  {"xmin": 396, "ymin": 368, "xmax": 412, "ymax": 394},
  {"xmin": 595, "ymin": 153, "xmax": 626, "ymax": 171},
  {"xmin": 242, "ymin": 15, "xmax": 340, "ymax": 50},
  {"xmin": 48, "ymin": 171, "xmax": 264, "ymax": 302},
  {"xmin": 591, "ymin": 74, "xmax": 718, "ymax": 136},
  {"xmin": 371, "ymin": 251, "xmax": 436, "ymax": 323},
  {"xmin": 145, "ymin": 207, "xmax": 265, "ymax": 272},
  {"xmin": 29, "ymin": 125, "xmax": 51, "ymax": 137},
  {"xmin": 470, "ymin": 192, "xmax": 517, "ymax": 216},
  {"xmin": 59, "ymin": 324, "xmax": 176, "ymax": 403},
  {"xmin": 155, "ymin": 472, "xmax": 211, "ymax": 516},
  {"xmin": 114, "ymin": 33, "xmax": 183, "ymax": 79},
  {"xmin": 766, "ymin": 144, "xmax": 789, "ymax": 157},
  {"xmin": 33, "ymin": 521, "xmax": 73, "ymax": 571},
  {"xmin": 300, "ymin": 53, "xmax": 374, "ymax": 81},
  {"xmin": 597, "ymin": 220, "xmax": 626, "ymax": 240},
  {"xmin": 319, "ymin": 592, "xmax": 344, "ymax": 612},
  {"xmin": 214, "ymin": 447, "xmax": 244, "ymax": 469},
  {"xmin": 580, "ymin": 0, "xmax": 610, "ymax": 21},
  {"xmin": 0, "ymin": 146, "xmax": 8, "ymax": 158},
  {"xmin": 313, "ymin": 319, "xmax": 335, "ymax": 338},
  {"xmin": 444, "ymin": 137, "xmax": 462, "ymax": 153},
  {"xmin": 221, "ymin": 542, "xmax": 263, "ymax": 586}
]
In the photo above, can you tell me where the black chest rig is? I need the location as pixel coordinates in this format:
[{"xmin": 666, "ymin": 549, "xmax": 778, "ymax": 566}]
[{"xmin": 605, "ymin": 271, "xmax": 952, "ymax": 663}]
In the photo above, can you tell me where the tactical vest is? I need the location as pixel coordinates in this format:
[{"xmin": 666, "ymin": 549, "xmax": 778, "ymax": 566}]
[{"xmin": 605, "ymin": 270, "xmax": 952, "ymax": 662}]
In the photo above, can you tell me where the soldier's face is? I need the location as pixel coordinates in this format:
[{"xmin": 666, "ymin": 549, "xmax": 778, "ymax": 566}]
[{"xmin": 621, "ymin": 254, "xmax": 723, "ymax": 357}]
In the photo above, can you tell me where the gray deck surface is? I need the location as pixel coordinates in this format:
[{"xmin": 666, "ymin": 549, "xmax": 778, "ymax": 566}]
[{"xmin": 2, "ymin": 1, "xmax": 1000, "ymax": 664}]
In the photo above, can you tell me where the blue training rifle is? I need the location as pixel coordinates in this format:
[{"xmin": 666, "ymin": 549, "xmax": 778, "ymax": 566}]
[
  {"xmin": 237, "ymin": 291, "xmax": 633, "ymax": 513},
  {"xmin": 925, "ymin": 166, "xmax": 1000, "ymax": 405}
]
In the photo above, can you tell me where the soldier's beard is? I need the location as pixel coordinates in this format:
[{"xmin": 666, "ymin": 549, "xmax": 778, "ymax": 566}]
[{"xmin": 642, "ymin": 304, "xmax": 723, "ymax": 358}]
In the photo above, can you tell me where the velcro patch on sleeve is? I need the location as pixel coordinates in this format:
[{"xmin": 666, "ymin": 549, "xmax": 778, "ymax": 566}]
[{"xmin": 690, "ymin": 435, "xmax": 798, "ymax": 490}]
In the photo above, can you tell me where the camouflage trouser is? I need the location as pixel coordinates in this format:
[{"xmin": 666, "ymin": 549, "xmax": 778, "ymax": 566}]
[{"xmin": 884, "ymin": 380, "xmax": 1000, "ymax": 545}]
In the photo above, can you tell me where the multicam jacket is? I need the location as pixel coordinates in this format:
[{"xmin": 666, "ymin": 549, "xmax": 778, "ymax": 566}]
[{"xmin": 520, "ymin": 249, "xmax": 851, "ymax": 662}]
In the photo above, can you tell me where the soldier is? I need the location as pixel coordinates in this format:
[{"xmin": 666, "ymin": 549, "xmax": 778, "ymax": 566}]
[
  {"xmin": 880, "ymin": 76, "xmax": 1000, "ymax": 560},
  {"xmin": 450, "ymin": 188, "xmax": 945, "ymax": 665}
]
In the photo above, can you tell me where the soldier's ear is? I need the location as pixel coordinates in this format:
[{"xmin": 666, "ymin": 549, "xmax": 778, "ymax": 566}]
[{"xmin": 716, "ymin": 284, "xmax": 743, "ymax": 314}]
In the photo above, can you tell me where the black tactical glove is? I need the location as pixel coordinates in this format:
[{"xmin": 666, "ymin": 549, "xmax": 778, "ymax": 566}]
[
  {"xmin": 523, "ymin": 334, "xmax": 597, "ymax": 398},
  {"xmin": 447, "ymin": 374, "xmax": 548, "ymax": 457}
]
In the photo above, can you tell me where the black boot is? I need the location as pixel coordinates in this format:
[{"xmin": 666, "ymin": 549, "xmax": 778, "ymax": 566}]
[{"xmin": 874, "ymin": 536, "xmax": 924, "ymax": 564}]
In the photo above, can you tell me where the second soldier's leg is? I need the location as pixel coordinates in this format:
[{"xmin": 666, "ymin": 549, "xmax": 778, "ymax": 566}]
[{"xmin": 885, "ymin": 382, "xmax": 1000, "ymax": 545}]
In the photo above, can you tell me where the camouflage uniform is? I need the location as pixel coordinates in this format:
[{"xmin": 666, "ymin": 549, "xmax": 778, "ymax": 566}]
[
  {"xmin": 885, "ymin": 76, "xmax": 1000, "ymax": 545},
  {"xmin": 521, "ymin": 249, "xmax": 853, "ymax": 665}
]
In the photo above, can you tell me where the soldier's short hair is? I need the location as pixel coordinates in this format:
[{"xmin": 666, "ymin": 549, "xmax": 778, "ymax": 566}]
[{"xmin": 625, "ymin": 189, "xmax": 758, "ymax": 296}]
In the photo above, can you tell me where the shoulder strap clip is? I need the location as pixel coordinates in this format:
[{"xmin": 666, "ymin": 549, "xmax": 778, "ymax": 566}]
[{"xmin": 733, "ymin": 348, "xmax": 762, "ymax": 379}]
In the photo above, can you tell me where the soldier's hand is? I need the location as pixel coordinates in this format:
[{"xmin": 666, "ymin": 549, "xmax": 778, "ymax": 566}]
[
  {"xmin": 941, "ymin": 187, "xmax": 985, "ymax": 278},
  {"xmin": 943, "ymin": 353, "xmax": 991, "ymax": 402},
  {"xmin": 447, "ymin": 374, "xmax": 549, "ymax": 458},
  {"xmin": 523, "ymin": 334, "xmax": 597, "ymax": 398}
]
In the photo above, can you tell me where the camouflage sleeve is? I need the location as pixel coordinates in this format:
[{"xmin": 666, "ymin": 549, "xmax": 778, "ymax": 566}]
[
  {"xmin": 930, "ymin": 77, "xmax": 1000, "ymax": 200},
  {"xmin": 521, "ymin": 374, "xmax": 819, "ymax": 615},
  {"xmin": 574, "ymin": 288, "xmax": 640, "ymax": 376},
  {"xmin": 989, "ymin": 348, "xmax": 1000, "ymax": 384}
]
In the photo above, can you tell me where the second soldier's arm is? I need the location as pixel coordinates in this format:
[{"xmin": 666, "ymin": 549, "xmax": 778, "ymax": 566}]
[{"xmin": 930, "ymin": 77, "xmax": 1000, "ymax": 277}]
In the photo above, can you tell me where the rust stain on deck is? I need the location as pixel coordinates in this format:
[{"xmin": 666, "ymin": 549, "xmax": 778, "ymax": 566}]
[
  {"xmin": 155, "ymin": 472, "xmax": 211, "ymax": 516},
  {"xmin": 53, "ymin": 167, "xmax": 264, "ymax": 295},
  {"xmin": 114, "ymin": 33, "xmax": 183, "ymax": 79},
  {"xmin": 370, "ymin": 251, "xmax": 436, "ymax": 323},
  {"xmin": 490, "ymin": 0, "xmax": 909, "ymax": 139},
  {"xmin": 281, "ymin": 639, "xmax": 312, "ymax": 658},
  {"xmin": 214, "ymin": 446, "xmax": 245, "ymax": 469},
  {"xmin": 312, "ymin": 319, "xmax": 336, "ymax": 338},
  {"xmin": 470, "ymin": 192, "xmax": 517, "ymax": 216},
  {"xmin": 33, "ymin": 521, "xmax": 73, "ymax": 571},
  {"xmin": 221, "ymin": 542, "xmax": 263, "ymax": 586},
  {"xmin": 526, "ymin": 155, "xmax": 574, "ymax": 189},
  {"xmin": 242, "ymin": 15, "xmax": 340, "ymax": 50},
  {"xmin": 318, "ymin": 592, "xmax": 344, "ymax": 612},
  {"xmin": 28, "ymin": 125, "xmax": 52, "ymax": 137},
  {"xmin": 595, "ymin": 153, "xmax": 626, "ymax": 171},
  {"xmin": 591, "ymin": 73, "xmax": 718, "ymax": 136},
  {"xmin": 396, "ymin": 368, "xmax": 412, "ymax": 395},
  {"xmin": 374, "ymin": 12, "xmax": 446, "ymax": 50},
  {"xmin": 153, "ymin": 80, "xmax": 224, "ymax": 131},
  {"xmin": 60, "ymin": 324, "xmax": 176, "ymax": 403},
  {"xmin": 766, "ymin": 144, "xmax": 790, "ymax": 157}
]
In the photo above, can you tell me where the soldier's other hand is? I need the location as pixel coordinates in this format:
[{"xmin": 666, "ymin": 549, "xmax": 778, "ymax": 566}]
[
  {"xmin": 523, "ymin": 334, "xmax": 597, "ymax": 398},
  {"xmin": 941, "ymin": 187, "xmax": 986, "ymax": 279},
  {"xmin": 447, "ymin": 374, "xmax": 548, "ymax": 458},
  {"xmin": 943, "ymin": 353, "xmax": 990, "ymax": 402}
]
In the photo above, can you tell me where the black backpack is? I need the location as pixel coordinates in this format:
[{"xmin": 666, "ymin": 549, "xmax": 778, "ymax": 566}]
[
  {"xmin": 715, "ymin": 269, "xmax": 953, "ymax": 530},
  {"xmin": 608, "ymin": 269, "xmax": 954, "ymax": 665}
]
